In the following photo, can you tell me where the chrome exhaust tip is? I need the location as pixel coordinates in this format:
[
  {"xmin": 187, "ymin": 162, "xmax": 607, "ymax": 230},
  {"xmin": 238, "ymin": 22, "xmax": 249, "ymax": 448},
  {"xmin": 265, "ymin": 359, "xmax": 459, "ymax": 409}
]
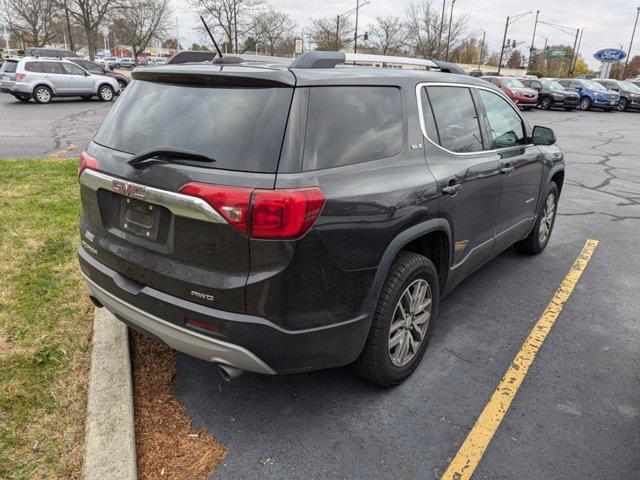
[{"xmin": 217, "ymin": 364, "xmax": 244, "ymax": 381}]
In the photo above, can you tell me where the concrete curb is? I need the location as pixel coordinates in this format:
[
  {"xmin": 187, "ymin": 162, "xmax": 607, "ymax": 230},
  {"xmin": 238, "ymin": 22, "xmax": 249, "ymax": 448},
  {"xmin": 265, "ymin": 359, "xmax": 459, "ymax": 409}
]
[{"xmin": 83, "ymin": 308, "xmax": 137, "ymax": 480}]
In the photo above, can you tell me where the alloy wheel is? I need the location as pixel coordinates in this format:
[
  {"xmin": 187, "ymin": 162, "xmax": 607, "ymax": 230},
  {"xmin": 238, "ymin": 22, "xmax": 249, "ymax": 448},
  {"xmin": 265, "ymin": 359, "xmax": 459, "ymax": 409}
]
[
  {"xmin": 389, "ymin": 278, "xmax": 432, "ymax": 367},
  {"xmin": 538, "ymin": 192, "xmax": 556, "ymax": 245},
  {"xmin": 36, "ymin": 88, "xmax": 51, "ymax": 103},
  {"xmin": 617, "ymin": 99, "xmax": 628, "ymax": 112},
  {"xmin": 100, "ymin": 86, "xmax": 113, "ymax": 101},
  {"xmin": 580, "ymin": 98, "xmax": 591, "ymax": 110}
]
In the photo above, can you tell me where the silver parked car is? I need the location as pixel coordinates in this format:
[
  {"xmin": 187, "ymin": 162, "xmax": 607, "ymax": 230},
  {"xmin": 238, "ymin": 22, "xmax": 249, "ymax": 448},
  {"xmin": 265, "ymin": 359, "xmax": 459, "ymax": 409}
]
[{"xmin": 0, "ymin": 57, "xmax": 120, "ymax": 104}]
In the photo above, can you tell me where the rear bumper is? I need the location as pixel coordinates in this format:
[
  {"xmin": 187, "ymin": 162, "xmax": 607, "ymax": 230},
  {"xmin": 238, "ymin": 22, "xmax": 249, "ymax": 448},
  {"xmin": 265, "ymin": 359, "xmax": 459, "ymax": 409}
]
[{"xmin": 78, "ymin": 247, "xmax": 371, "ymax": 374}]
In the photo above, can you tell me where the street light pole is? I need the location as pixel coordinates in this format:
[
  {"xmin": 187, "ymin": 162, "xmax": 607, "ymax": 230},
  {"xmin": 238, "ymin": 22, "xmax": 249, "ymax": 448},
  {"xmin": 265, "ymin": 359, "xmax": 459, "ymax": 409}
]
[
  {"xmin": 498, "ymin": 16, "xmax": 510, "ymax": 74},
  {"xmin": 438, "ymin": 0, "xmax": 447, "ymax": 59},
  {"xmin": 354, "ymin": 0, "xmax": 360, "ymax": 53},
  {"xmin": 527, "ymin": 10, "xmax": 540, "ymax": 73},
  {"xmin": 572, "ymin": 27, "xmax": 584, "ymax": 75},
  {"xmin": 623, "ymin": 7, "xmax": 640, "ymax": 79},
  {"xmin": 568, "ymin": 27, "xmax": 580, "ymax": 76},
  {"xmin": 445, "ymin": 0, "xmax": 456, "ymax": 61}
]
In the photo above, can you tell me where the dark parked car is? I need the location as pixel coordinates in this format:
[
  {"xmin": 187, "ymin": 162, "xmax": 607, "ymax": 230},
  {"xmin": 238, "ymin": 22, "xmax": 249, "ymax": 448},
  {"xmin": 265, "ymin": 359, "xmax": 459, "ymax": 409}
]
[
  {"xmin": 481, "ymin": 76, "xmax": 538, "ymax": 110},
  {"xmin": 67, "ymin": 58, "xmax": 130, "ymax": 91},
  {"xmin": 77, "ymin": 52, "xmax": 564, "ymax": 387},
  {"xmin": 594, "ymin": 79, "xmax": 640, "ymax": 111},
  {"xmin": 25, "ymin": 47, "xmax": 79, "ymax": 58},
  {"xmin": 520, "ymin": 78, "xmax": 579, "ymax": 110}
]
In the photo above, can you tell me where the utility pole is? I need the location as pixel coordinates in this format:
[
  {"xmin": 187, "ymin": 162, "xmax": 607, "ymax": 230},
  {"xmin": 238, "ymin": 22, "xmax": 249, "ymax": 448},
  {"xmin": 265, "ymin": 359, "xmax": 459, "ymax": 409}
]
[
  {"xmin": 572, "ymin": 27, "xmax": 584, "ymax": 75},
  {"xmin": 527, "ymin": 10, "xmax": 540, "ymax": 73},
  {"xmin": 354, "ymin": 0, "xmax": 360, "ymax": 53},
  {"xmin": 336, "ymin": 15, "xmax": 340, "ymax": 50},
  {"xmin": 445, "ymin": 0, "xmax": 456, "ymax": 61},
  {"xmin": 498, "ymin": 17, "xmax": 509, "ymax": 74},
  {"xmin": 175, "ymin": 17, "xmax": 179, "ymax": 51},
  {"xmin": 568, "ymin": 27, "xmax": 580, "ymax": 76},
  {"xmin": 63, "ymin": 0, "xmax": 75, "ymax": 52},
  {"xmin": 438, "ymin": 0, "xmax": 447, "ymax": 59},
  {"xmin": 543, "ymin": 37, "xmax": 548, "ymax": 76},
  {"xmin": 478, "ymin": 29, "xmax": 486, "ymax": 70},
  {"xmin": 623, "ymin": 7, "xmax": 640, "ymax": 79}
]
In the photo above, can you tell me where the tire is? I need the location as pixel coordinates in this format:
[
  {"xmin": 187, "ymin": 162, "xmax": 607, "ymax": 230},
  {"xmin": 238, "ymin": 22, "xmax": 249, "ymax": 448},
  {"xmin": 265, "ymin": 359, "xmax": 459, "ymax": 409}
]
[
  {"xmin": 618, "ymin": 98, "xmax": 628, "ymax": 112},
  {"xmin": 33, "ymin": 85, "xmax": 53, "ymax": 104},
  {"xmin": 97, "ymin": 84, "xmax": 114, "ymax": 102},
  {"xmin": 353, "ymin": 251, "xmax": 439, "ymax": 387},
  {"xmin": 515, "ymin": 181, "xmax": 559, "ymax": 255},
  {"xmin": 579, "ymin": 97, "xmax": 591, "ymax": 110},
  {"xmin": 116, "ymin": 79, "xmax": 127, "ymax": 92},
  {"xmin": 13, "ymin": 93, "xmax": 30, "ymax": 102},
  {"xmin": 540, "ymin": 96, "xmax": 553, "ymax": 110}
]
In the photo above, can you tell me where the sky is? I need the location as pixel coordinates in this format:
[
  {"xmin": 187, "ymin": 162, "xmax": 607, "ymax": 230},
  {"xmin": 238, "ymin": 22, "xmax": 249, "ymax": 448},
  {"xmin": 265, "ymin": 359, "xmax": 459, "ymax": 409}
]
[{"xmin": 174, "ymin": 0, "xmax": 640, "ymax": 69}]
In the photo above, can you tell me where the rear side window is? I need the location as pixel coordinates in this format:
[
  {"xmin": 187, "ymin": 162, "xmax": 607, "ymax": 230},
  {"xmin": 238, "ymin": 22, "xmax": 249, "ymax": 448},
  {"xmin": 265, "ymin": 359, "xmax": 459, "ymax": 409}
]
[
  {"xmin": 61, "ymin": 63, "xmax": 85, "ymax": 75},
  {"xmin": 41, "ymin": 62, "xmax": 63, "ymax": 74},
  {"xmin": 94, "ymin": 80, "xmax": 293, "ymax": 173},
  {"xmin": 2, "ymin": 61, "xmax": 18, "ymax": 73},
  {"xmin": 426, "ymin": 86, "xmax": 484, "ymax": 153},
  {"xmin": 24, "ymin": 62, "xmax": 42, "ymax": 73},
  {"xmin": 303, "ymin": 86, "xmax": 403, "ymax": 170}
]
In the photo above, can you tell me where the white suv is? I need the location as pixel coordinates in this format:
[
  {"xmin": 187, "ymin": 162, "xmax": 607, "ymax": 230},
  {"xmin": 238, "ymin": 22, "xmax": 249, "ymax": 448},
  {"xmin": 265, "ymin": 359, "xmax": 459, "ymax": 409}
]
[{"xmin": 0, "ymin": 57, "xmax": 120, "ymax": 104}]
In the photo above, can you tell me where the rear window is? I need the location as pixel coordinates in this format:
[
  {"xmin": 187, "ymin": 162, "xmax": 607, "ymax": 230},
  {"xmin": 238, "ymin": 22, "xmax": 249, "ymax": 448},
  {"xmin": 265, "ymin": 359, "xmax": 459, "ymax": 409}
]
[
  {"xmin": 2, "ymin": 61, "xmax": 18, "ymax": 73},
  {"xmin": 93, "ymin": 80, "xmax": 293, "ymax": 173},
  {"xmin": 303, "ymin": 86, "xmax": 403, "ymax": 171}
]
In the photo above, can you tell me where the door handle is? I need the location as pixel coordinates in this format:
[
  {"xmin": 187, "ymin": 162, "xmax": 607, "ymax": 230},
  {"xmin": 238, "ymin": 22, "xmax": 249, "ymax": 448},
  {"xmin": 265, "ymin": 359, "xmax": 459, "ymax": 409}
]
[
  {"xmin": 442, "ymin": 184, "xmax": 460, "ymax": 196},
  {"xmin": 500, "ymin": 164, "xmax": 514, "ymax": 175}
]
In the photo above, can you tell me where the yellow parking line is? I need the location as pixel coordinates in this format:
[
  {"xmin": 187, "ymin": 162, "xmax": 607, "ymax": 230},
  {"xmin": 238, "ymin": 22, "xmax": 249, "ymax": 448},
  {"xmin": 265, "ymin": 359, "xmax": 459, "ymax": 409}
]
[
  {"xmin": 441, "ymin": 239, "xmax": 599, "ymax": 480},
  {"xmin": 48, "ymin": 144, "xmax": 79, "ymax": 158}
]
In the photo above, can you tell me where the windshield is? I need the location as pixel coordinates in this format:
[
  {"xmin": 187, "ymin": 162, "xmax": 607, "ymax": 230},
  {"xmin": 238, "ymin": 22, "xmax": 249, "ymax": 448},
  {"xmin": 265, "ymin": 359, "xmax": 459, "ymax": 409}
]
[
  {"xmin": 94, "ymin": 80, "xmax": 293, "ymax": 173},
  {"xmin": 503, "ymin": 78, "xmax": 525, "ymax": 88},
  {"xmin": 542, "ymin": 81, "xmax": 565, "ymax": 91},
  {"xmin": 581, "ymin": 80, "xmax": 607, "ymax": 91},
  {"xmin": 619, "ymin": 81, "xmax": 640, "ymax": 93}
]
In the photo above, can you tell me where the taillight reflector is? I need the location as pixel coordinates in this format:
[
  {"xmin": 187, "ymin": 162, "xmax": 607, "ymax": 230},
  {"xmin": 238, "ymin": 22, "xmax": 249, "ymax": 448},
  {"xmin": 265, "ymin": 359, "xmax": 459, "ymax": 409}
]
[
  {"xmin": 78, "ymin": 151, "xmax": 99, "ymax": 180},
  {"xmin": 178, "ymin": 183, "xmax": 325, "ymax": 240}
]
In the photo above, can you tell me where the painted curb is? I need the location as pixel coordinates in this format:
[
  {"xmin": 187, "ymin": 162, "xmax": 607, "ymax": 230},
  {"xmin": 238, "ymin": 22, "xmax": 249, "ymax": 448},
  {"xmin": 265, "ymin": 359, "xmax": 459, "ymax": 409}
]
[{"xmin": 83, "ymin": 308, "xmax": 137, "ymax": 480}]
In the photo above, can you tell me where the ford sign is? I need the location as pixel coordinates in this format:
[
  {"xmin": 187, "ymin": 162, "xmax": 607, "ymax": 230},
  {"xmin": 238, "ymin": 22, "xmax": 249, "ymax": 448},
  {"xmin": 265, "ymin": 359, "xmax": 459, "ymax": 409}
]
[{"xmin": 594, "ymin": 48, "xmax": 627, "ymax": 63}]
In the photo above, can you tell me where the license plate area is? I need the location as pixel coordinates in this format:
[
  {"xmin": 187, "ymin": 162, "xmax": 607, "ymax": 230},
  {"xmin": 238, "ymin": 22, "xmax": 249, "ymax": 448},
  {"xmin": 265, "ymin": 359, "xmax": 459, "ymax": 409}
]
[{"xmin": 118, "ymin": 197, "xmax": 161, "ymax": 240}]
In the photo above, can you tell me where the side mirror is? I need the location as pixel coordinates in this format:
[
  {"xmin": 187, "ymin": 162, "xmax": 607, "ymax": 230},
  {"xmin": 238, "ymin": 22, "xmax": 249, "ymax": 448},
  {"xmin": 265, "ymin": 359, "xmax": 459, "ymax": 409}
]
[{"xmin": 532, "ymin": 126, "xmax": 556, "ymax": 146}]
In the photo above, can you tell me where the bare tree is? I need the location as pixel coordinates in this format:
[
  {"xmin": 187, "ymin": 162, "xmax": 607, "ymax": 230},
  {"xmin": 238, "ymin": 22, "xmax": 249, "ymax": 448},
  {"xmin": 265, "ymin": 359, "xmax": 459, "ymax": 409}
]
[
  {"xmin": 405, "ymin": 0, "xmax": 468, "ymax": 60},
  {"xmin": 1, "ymin": 0, "xmax": 61, "ymax": 46},
  {"xmin": 251, "ymin": 5, "xmax": 295, "ymax": 56},
  {"xmin": 367, "ymin": 16, "xmax": 406, "ymax": 55},
  {"xmin": 190, "ymin": 0, "xmax": 263, "ymax": 54},
  {"xmin": 61, "ymin": 0, "xmax": 122, "ymax": 59},
  {"xmin": 310, "ymin": 15, "xmax": 352, "ymax": 51},
  {"xmin": 110, "ymin": 0, "xmax": 171, "ymax": 61}
]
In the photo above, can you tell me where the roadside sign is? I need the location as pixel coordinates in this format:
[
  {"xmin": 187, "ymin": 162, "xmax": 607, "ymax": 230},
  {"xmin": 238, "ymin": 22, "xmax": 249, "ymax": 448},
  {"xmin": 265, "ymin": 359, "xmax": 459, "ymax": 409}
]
[
  {"xmin": 294, "ymin": 38, "xmax": 303, "ymax": 54},
  {"xmin": 551, "ymin": 50, "xmax": 566, "ymax": 57}
]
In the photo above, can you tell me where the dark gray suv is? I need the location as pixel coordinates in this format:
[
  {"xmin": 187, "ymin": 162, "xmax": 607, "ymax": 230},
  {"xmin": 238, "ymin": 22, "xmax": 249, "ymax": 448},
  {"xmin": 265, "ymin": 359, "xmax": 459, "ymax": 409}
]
[
  {"xmin": 521, "ymin": 78, "xmax": 579, "ymax": 110},
  {"xmin": 594, "ymin": 79, "xmax": 640, "ymax": 111},
  {"xmin": 78, "ymin": 52, "xmax": 564, "ymax": 387}
]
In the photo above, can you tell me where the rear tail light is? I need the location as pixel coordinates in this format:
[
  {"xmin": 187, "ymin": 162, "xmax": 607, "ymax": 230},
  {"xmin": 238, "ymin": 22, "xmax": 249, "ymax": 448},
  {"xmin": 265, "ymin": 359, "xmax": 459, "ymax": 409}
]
[
  {"xmin": 178, "ymin": 183, "xmax": 325, "ymax": 240},
  {"xmin": 78, "ymin": 151, "xmax": 99, "ymax": 181},
  {"xmin": 15, "ymin": 73, "xmax": 26, "ymax": 80}
]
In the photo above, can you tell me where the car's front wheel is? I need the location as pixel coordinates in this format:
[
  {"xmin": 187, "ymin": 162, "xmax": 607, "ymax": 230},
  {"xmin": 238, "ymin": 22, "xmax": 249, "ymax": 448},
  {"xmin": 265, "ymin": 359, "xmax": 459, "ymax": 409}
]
[
  {"xmin": 580, "ymin": 97, "xmax": 591, "ymax": 110},
  {"xmin": 97, "ymin": 84, "xmax": 114, "ymax": 102},
  {"xmin": 116, "ymin": 79, "xmax": 127, "ymax": 92},
  {"xmin": 540, "ymin": 96, "xmax": 553, "ymax": 110},
  {"xmin": 353, "ymin": 252, "xmax": 439, "ymax": 387},
  {"xmin": 515, "ymin": 181, "xmax": 559, "ymax": 255},
  {"xmin": 617, "ymin": 98, "xmax": 628, "ymax": 111},
  {"xmin": 33, "ymin": 85, "xmax": 53, "ymax": 104}
]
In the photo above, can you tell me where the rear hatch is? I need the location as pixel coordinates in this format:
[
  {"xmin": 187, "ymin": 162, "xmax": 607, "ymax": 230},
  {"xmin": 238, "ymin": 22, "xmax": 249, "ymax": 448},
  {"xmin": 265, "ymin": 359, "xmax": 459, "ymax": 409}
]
[
  {"xmin": 0, "ymin": 60, "xmax": 18, "ymax": 89},
  {"xmin": 79, "ymin": 65, "xmax": 296, "ymax": 313}
]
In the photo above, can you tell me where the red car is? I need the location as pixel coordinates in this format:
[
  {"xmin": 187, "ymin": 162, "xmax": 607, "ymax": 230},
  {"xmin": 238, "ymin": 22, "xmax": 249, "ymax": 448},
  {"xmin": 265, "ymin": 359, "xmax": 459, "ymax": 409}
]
[{"xmin": 481, "ymin": 76, "xmax": 538, "ymax": 110}]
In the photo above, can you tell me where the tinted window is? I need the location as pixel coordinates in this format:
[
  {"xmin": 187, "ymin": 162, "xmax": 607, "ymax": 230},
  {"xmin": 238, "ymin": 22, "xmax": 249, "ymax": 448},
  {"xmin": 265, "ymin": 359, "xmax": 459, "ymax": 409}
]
[
  {"xmin": 85, "ymin": 62, "xmax": 104, "ymax": 73},
  {"xmin": 479, "ymin": 90, "xmax": 526, "ymax": 149},
  {"xmin": 420, "ymin": 87, "xmax": 440, "ymax": 143},
  {"xmin": 24, "ymin": 62, "xmax": 42, "ymax": 72},
  {"xmin": 426, "ymin": 86, "xmax": 484, "ymax": 153},
  {"xmin": 303, "ymin": 86, "xmax": 403, "ymax": 170},
  {"xmin": 61, "ymin": 62, "xmax": 85, "ymax": 75},
  {"xmin": 40, "ymin": 62, "xmax": 63, "ymax": 74},
  {"xmin": 2, "ymin": 61, "xmax": 18, "ymax": 73},
  {"xmin": 94, "ymin": 80, "xmax": 293, "ymax": 173}
]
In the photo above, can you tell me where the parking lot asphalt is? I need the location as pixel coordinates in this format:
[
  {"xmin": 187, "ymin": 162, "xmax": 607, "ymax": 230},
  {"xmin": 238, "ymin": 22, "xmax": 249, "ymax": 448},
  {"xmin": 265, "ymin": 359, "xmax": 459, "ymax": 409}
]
[
  {"xmin": 0, "ymin": 93, "xmax": 112, "ymax": 159},
  {"xmin": 171, "ymin": 109, "xmax": 640, "ymax": 480}
]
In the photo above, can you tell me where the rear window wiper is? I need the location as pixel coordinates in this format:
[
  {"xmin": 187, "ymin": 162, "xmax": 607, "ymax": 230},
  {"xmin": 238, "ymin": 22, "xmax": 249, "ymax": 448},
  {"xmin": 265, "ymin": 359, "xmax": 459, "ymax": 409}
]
[{"xmin": 127, "ymin": 147, "xmax": 215, "ymax": 168}]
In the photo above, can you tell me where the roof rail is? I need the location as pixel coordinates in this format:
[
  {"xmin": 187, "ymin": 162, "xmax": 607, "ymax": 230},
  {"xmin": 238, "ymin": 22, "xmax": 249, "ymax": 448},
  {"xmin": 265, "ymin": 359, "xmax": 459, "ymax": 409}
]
[
  {"xmin": 290, "ymin": 51, "xmax": 456, "ymax": 71},
  {"xmin": 167, "ymin": 50, "xmax": 293, "ymax": 65}
]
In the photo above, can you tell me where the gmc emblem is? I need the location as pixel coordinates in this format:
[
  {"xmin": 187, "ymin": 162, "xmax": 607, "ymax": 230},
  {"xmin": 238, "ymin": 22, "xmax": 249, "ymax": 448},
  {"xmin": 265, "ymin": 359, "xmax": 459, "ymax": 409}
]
[{"xmin": 112, "ymin": 179, "xmax": 146, "ymax": 199}]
